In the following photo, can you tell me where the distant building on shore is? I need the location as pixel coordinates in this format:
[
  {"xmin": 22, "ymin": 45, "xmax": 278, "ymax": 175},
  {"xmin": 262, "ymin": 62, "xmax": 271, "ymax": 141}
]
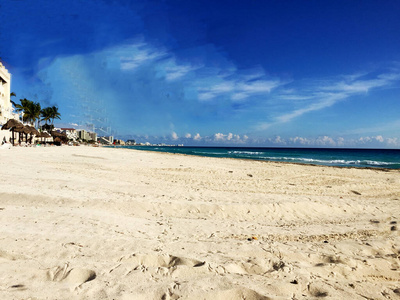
[
  {"xmin": 126, "ymin": 139, "xmax": 136, "ymax": 145},
  {"xmin": 88, "ymin": 131, "xmax": 97, "ymax": 142},
  {"xmin": 60, "ymin": 128, "xmax": 77, "ymax": 141},
  {"xmin": 77, "ymin": 129, "xmax": 97, "ymax": 142},
  {"xmin": 113, "ymin": 139, "xmax": 125, "ymax": 145},
  {"xmin": 60, "ymin": 128, "xmax": 76, "ymax": 133},
  {"xmin": 98, "ymin": 135, "xmax": 114, "ymax": 145}
]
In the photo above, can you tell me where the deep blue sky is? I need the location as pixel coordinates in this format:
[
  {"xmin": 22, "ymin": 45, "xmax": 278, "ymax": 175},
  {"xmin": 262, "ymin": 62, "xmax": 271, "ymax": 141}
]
[{"xmin": 1, "ymin": 0, "xmax": 399, "ymax": 147}]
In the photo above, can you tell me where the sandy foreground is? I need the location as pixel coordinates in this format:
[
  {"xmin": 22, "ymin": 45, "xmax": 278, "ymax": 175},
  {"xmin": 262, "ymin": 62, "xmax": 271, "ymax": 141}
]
[{"xmin": 0, "ymin": 146, "xmax": 399, "ymax": 300}]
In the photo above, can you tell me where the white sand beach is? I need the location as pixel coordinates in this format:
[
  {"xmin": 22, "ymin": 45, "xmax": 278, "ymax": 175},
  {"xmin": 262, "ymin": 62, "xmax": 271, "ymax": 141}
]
[{"xmin": 0, "ymin": 146, "xmax": 399, "ymax": 299}]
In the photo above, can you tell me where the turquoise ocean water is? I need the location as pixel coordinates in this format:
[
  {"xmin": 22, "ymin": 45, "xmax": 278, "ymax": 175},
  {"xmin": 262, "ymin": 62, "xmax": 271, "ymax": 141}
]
[{"xmin": 116, "ymin": 146, "xmax": 400, "ymax": 169}]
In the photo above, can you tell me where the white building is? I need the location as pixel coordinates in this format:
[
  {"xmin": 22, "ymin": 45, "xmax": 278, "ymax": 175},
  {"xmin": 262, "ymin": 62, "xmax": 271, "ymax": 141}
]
[
  {"xmin": 60, "ymin": 128, "xmax": 78, "ymax": 141},
  {"xmin": 0, "ymin": 62, "xmax": 19, "ymax": 143},
  {"xmin": 77, "ymin": 129, "xmax": 90, "ymax": 141},
  {"xmin": 77, "ymin": 129, "xmax": 97, "ymax": 142},
  {"xmin": 0, "ymin": 62, "xmax": 12, "ymax": 124},
  {"xmin": 88, "ymin": 131, "xmax": 97, "ymax": 142}
]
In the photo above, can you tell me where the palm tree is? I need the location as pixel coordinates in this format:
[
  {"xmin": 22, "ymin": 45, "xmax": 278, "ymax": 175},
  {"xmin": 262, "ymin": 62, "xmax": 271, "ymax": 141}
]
[
  {"xmin": 41, "ymin": 107, "xmax": 53, "ymax": 126},
  {"xmin": 15, "ymin": 98, "xmax": 31, "ymax": 120},
  {"xmin": 29, "ymin": 102, "xmax": 41, "ymax": 128},
  {"xmin": 15, "ymin": 98, "xmax": 41, "ymax": 126},
  {"xmin": 10, "ymin": 92, "xmax": 16, "ymax": 106},
  {"xmin": 40, "ymin": 106, "xmax": 61, "ymax": 131},
  {"xmin": 49, "ymin": 106, "xmax": 61, "ymax": 125}
]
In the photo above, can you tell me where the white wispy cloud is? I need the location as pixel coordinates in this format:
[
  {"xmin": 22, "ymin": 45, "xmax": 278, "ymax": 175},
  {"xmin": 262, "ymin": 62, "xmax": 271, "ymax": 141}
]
[
  {"xmin": 110, "ymin": 43, "xmax": 167, "ymax": 71},
  {"xmin": 231, "ymin": 80, "xmax": 281, "ymax": 100},
  {"xmin": 198, "ymin": 81, "xmax": 235, "ymax": 101},
  {"xmin": 256, "ymin": 69, "xmax": 400, "ymax": 130},
  {"xmin": 323, "ymin": 73, "xmax": 400, "ymax": 93},
  {"xmin": 120, "ymin": 50, "xmax": 166, "ymax": 70},
  {"xmin": 275, "ymin": 93, "xmax": 346, "ymax": 124},
  {"xmin": 197, "ymin": 70, "xmax": 282, "ymax": 102},
  {"xmin": 165, "ymin": 63, "xmax": 200, "ymax": 81}
]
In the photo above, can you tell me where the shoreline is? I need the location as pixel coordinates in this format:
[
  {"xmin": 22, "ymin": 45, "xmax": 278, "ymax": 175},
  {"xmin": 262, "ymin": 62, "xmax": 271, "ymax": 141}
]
[
  {"xmin": 108, "ymin": 145, "xmax": 400, "ymax": 172},
  {"xmin": 0, "ymin": 146, "xmax": 399, "ymax": 299}
]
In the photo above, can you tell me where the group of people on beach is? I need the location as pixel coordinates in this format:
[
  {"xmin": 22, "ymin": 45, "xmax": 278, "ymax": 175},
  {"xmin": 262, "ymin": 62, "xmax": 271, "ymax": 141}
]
[{"xmin": 1, "ymin": 136, "xmax": 54, "ymax": 148}]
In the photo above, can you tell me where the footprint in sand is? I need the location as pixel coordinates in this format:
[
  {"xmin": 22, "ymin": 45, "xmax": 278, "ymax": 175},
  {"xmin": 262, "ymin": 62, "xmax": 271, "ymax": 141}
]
[
  {"xmin": 64, "ymin": 268, "xmax": 96, "ymax": 285},
  {"xmin": 0, "ymin": 249, "xmax": 21, "ymax": 261},
  {"xmin": 113, "ymin": 253, "xmax": 206, "ymax": 278},
  {"xmin": 307, "ymin": 282, "xmax": 329, "ymax": 298},
  {"xmin": 201, "ymin": 287, "xmax": 270, "ymax": 300},
  {"xmin": 221, "ymin": 257, "xmax": 285, "ymax": 275},
  {"xmin": 118, "ymin": 253, "xmax": 204, "ymax": 268},
  {"xmin": 47, "ymin": 263, "xmax": 96, "ymax": 287}
]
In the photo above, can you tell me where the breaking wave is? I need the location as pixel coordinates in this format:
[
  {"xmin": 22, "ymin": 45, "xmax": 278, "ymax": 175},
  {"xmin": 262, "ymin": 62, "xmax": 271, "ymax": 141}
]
[
  {"xmin": 260, "ymin": 157, "xmax": 396, "ymax": 167},
  {"xmin": 119, "ymin": 146, "xmax": 400, "ymax": 169},
  {"xmin": 227, "ymin": 152, "xmax": 397, "ymax": 167}
]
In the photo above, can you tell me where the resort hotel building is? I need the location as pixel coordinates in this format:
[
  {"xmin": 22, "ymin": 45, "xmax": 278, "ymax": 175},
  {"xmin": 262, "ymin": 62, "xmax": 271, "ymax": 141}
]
[{"xmin": 0, "ymin": 62, "xmax": 19, "ymax": 143}]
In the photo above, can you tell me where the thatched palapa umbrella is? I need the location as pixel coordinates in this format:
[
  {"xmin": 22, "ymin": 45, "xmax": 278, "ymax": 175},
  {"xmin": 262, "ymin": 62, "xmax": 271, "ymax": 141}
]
[
  {"xmin": 1, "ymin": 119, "xmax": 24, "ymax": 145},
  {"xmin": 36, "ymin": 131, "xmax": 51, "ymax": 143},
  {"xmin": 51, "ymin": 131, "xmax": 68, "ymax": 144},
  {"xmin": 26, "ymin": 126, "xmax": 39, "ymax": 143},
  {"xmin": 27, "ymin": 125, "xmax": 39, "ymax": 136},
  {"xmin": 12, "ymin": 126, "xmax": 23, "ymax": 144},
  {"xmin": 16, "ymin": 126, "xmax": 32, "ymax": 143}
]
